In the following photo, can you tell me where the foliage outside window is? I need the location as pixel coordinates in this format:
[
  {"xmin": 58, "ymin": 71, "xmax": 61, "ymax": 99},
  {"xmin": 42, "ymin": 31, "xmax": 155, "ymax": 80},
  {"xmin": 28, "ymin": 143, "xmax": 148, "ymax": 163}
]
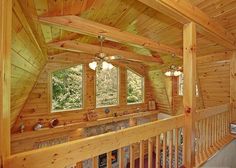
[
  {"xmin": 96, "ymin": 67, "xmax": 119, "ymax": 107},
  {"xmin": 52, "ymin": 65, "xmax": 83, "ymax": 111},
  {"xmin": 178, "ymin": 73, "xmax": 199, "ymax": 96},
  {"xmin": 127, "ymin": 70, "xmax": 144, "ymax": 104}
]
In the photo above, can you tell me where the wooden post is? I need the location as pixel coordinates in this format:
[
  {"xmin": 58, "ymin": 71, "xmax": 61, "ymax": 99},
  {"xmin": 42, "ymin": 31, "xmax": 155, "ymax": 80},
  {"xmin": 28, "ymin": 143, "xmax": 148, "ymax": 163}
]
[
  {"xmin": 183, "ymin": 22, "xmax": 197, "ymax": 168},
  {"xmin": 230, "ymin": 51, "xmax": 236, "ymax": 122},
  {"xmin": 0, "ymin": 0, "xmax": 12, "ymax": 167}
]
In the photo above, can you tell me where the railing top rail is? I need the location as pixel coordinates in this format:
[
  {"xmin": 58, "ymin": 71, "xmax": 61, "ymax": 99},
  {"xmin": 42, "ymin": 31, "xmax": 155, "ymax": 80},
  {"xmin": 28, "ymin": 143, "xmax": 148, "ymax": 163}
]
[
  {"xmin": 196, "ymin": 103, "xmax": 230, "ymax": 121},
  {"xmin": 6, "ymin": 114, "xmax": 184, "ymax": 168}
]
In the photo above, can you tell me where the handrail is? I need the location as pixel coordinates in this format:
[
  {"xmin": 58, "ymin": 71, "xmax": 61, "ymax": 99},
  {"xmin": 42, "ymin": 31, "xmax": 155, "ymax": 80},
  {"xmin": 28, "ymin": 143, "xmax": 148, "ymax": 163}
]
[
  {"xmin": 6, "ymin": 114, "xmax": 184, "ymax": 168},
  {"xmin": 12, "ymin": 110, "xmax": 159, "ymax": 142},
  {"xmin": 196, "ymin": 103, "xmax": 229, "ymax": 121}
]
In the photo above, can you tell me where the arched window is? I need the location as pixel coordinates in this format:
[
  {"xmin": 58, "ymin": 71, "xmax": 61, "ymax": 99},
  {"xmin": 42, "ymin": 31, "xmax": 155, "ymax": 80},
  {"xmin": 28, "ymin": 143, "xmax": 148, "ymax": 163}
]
[
  {"xmin": 127, "ymin": 69, "xmax": 144, "ymax": 104},
  {"xmin": 51, "ymin": 65, "xmax": 83, "ymax": 112}
]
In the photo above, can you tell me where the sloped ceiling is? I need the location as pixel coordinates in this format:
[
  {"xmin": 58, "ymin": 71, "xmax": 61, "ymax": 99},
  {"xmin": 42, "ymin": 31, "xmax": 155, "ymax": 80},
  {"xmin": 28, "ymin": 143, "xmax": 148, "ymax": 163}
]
[
  {"xmin": 11, "ymin": 0, "xmax": 236, "ymax": 127},
  {"xmin": 11, "ymin": 2, "xmax": 46, "ymax": 127}
]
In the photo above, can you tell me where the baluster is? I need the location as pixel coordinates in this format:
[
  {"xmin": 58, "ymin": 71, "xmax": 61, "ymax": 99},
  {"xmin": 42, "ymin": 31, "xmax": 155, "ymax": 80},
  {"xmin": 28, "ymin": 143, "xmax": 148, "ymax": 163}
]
[
  {"xmin": 148, "ymin": 138, "xmax": 154, "ymax": 168},
  {"xmin": 76, "ymin": 162, "xmax": 83, "ymax": 168},
  {"xmin": 118, "ymin": 148, "xmax": 124, "ymax": 168},
  {"xmin": 130, "ymin": 144, "xmax": 135, "ymax": 168},
  {"xmin": 206, "ymin": 118, "xmax": 209, "ymax": 155},
  {"xmin": 140, "ymin": 140, "xmax": 144, "ymax": 168},
  {"xmin": 163, "ymin": 132, "xmax": 167, "ymax": 168},
  {"xmin": 107, "ymin": 152, "xmax": 112, "ymax": 168},
  {"xmin": 174, "ymin": 129, "xmax": 179, "ymax": 168},
  {"xmin": 169, "ymin": 130, "xmax": 173, "ymax": 168},
  {"xmin": 156, "ymin": 135, "xmax": 161, "ymax": 168},
  {"xmin": 92, "ymin": 156, "xmax": 98, "ymax": 168}
]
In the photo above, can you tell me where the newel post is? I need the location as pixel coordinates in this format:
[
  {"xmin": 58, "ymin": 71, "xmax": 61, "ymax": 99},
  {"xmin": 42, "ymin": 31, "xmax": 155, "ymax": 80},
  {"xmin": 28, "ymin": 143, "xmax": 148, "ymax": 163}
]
[
  {"xmin": 0, "ymin": 0, "xmax": 12, "ymax": 167},
  {"xmin": 183, "ymin": 22, "xmax": 197, "ymax": 168},
  {"xmin": 230, "ymin": 51, "xmax": 236, "ymax": 122}
]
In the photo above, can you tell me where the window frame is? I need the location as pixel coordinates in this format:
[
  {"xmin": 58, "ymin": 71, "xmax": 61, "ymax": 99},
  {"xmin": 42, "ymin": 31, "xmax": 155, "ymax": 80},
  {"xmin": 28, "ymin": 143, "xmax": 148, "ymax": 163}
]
[
  {"xmin": 95, "ymin": 66, "xmax": 120, "ymax": 108},
  {"xmin": 178, "ymin": 72, "xmax": 199, "ymax": 97},
  {"xmin": 126, "ymin": 68, "xmax": 145, "ymax": 105},
  {"xmin": 50, "ymin": 64, "xmax": 85, "ymax": 113}
]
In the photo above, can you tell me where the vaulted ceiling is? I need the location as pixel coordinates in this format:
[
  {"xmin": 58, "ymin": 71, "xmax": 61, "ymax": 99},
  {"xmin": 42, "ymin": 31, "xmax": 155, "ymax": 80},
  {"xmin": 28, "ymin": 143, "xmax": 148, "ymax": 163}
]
[{"xmin": 11, "ymin": 0, "xmax": 236, "ymax": 127}]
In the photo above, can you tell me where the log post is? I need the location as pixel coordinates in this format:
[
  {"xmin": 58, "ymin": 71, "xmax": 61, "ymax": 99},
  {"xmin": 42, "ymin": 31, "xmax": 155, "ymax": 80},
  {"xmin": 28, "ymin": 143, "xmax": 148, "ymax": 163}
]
[
  {"xmin": 0, "ymin": 0, "xmax": 12, "ymax": 167},
  {"xmin": 183, "ymin": 22, "xmax": 197, "ymax": 168},
  {"xmin": 230, "ymin": 51, "xmax": 236, "ymax": 122}
]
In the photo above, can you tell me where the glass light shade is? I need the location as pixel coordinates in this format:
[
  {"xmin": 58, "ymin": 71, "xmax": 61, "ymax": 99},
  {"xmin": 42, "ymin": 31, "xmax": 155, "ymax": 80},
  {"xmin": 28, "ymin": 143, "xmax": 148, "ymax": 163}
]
[
  {"xmin": 89, "ymin": 61, "xmax": 97, "ymax": 70},
  {"xmin": 165, "ymin": 71, "xmax": 172, "ymax": 76},
  {"xmin": 102, "ymin": 61, "xmax": 110, "ymax": 70},
  {"xmin": 174, "ymin": 70, "xmax": 181, "ymax": 76},
  {"xmin": 107, "ymin": 63, "xmax": 114, "ymax": 70}
]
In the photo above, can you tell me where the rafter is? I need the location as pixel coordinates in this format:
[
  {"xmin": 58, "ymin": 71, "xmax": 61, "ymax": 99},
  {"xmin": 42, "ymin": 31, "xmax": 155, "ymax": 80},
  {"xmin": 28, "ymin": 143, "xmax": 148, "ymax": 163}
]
[
  {"xmin": 137, "ymin": 0, "xmax": 236, "ymax": 49},
  {"xmin": 39, "ymin": 15, "xmax": 183, "ymax": 57},
  {"xmin": 47, "ymin": 40, "xmax": 163, "ymax": 63}
]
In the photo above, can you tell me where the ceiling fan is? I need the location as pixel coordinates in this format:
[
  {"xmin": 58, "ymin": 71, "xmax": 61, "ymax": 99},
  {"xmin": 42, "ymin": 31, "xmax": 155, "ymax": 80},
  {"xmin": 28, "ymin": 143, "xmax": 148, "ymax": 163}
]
[{"xmin": 89, "ymin": 35, "xmax": 121, "ymax": 71}]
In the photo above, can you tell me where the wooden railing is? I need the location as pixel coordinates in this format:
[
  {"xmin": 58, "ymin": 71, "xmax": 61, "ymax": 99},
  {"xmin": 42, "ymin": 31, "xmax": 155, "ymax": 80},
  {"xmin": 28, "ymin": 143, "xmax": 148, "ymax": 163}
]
[
  {"xmin": 6, "ymin": 115, "xmax": 185, "ymax": 168},
  {"xmin": 5, "ymin": 104, "xmax": 234, "ymax": 168},
  {"xmin": 195, "ymin": 103, "xmax": 233, "ymax": 167}
]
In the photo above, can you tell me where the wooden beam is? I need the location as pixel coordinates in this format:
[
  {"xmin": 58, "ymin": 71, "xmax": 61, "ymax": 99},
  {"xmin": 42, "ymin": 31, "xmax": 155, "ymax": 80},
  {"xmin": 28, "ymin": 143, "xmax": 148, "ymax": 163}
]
[
  {"xmin": 0, "ymin": 0, "xmax": 12, "ymax": 167},
  {"xmin": 12, "ymin": 0, "xmax": 46, "ymax": 59},
  {"xmin": 183, "ymin": 22, "xmax": 196, "ymax": 167},
  {"xmin": 39, "ymin": 16, "xmax": 182, "ymax": 57},
  {"xmin": 230, "ymin": 51, "xmax": 236, "ymax": 121},
  {"xmin": 47, "ymin": 40, "xmax": 163, "ymax": 63},
  {"xmin": 137, "ymin": 0, "xmax": 236, "ymax": 49},
  {"xmin": 6, "ymin": 115, "xmax": 184, "ymax": 168}
]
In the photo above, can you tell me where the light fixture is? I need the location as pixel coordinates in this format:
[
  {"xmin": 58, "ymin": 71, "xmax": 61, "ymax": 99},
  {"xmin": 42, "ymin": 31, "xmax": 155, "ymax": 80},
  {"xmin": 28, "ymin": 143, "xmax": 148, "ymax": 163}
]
[
  {"xmin": 89, "ymin": 35, "xmax": 114, "ymax": 71},
  {"xmin": 89, "ymin": 61, "xmax": 97, "ymax": 70},
  {"xmin": 164, "ymin": 65, "xmax": 182, "ymax": 77}
]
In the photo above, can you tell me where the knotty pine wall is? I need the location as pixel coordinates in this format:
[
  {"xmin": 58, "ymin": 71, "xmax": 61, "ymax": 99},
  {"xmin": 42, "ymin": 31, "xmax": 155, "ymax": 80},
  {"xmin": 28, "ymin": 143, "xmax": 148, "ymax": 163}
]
[
  {"xmin": 11, "ymin": 9, "xmax": 46, "ymax": 126},
  {"xmin": 12, "ymin": 53, "xmax": 155, "ymax": 133}
]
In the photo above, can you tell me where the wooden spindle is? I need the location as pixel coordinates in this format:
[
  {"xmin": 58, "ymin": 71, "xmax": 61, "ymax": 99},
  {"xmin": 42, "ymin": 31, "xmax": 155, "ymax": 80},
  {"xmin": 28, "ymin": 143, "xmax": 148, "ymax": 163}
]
[
  {"xmin": 148, "ymin": 138, "xmax": 153, "ymax": 168},
  {"xmin": 174, "ymin": 129, "xmax": 179, "ymax": 168},
  {"xmin": 140, "ymin": 140, "xmax": 145, "ymax": 168},
  {"xmin": 163, "ymin": 132, "xmax": 167, "ymax": 168},
  {"xmin": 169, "ymin": 130, "xmax": 173, "ymax": 168},
  {"xmin": 130, "ymin": 144, "xmax": 135, "ymax": 168},
  {"xmin": 76, "ymin": 162, "xmax": 83, "ymax": 168},
  {"xmin": 118, "ymin": 148, "xmax": 124, "ymax": 168},
  {"xmin": 107, "ymin": 152, "xmax": 112, "ymax": 168},
  {"xmin": 92, "ymin": 156, "xmax": 98, "ymax": 168},
  {"xmin": 156, "ymin": 135, "xmax": 161, "ymax": 168}
]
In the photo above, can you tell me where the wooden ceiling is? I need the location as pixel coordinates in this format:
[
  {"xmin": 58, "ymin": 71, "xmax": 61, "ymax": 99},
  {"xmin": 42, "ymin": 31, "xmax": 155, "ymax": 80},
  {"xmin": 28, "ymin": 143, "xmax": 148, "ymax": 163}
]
[
  {"xmin": 11, "ymin": 0, "xmax": 236, "ymax": 127},
  {"xmin": 18, "ymin": 0, "xmax": 236, "ymax": 60}
]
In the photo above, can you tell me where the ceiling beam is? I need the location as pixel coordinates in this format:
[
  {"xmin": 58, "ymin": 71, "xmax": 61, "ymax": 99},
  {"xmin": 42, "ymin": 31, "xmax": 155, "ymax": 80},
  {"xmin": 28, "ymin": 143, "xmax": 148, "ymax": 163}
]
[
  {"xmin": 39, "ymin": 15, "xmax": 182, "ymax": 57},
  {"xmin": 47, "ymin": 40, "xmax": 163, "ymax": 63},
  {"xmin": 137, "ymin": 0, "xmax": 236, "ymax": 49}
]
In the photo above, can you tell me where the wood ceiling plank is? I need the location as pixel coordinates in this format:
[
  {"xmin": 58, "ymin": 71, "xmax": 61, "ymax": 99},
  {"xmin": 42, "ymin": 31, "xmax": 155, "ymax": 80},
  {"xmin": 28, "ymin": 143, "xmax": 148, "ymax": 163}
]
[
  {"xmin": 47, "ymin": 40, "xmax": 163, "ymax": 63},
  {"xmin": 137, "ymin": 0, "xmax": 236, "ymax": 49},
  {"xmin": 39, "ymin": 15, "xmax": 182, "ymax": 56}
]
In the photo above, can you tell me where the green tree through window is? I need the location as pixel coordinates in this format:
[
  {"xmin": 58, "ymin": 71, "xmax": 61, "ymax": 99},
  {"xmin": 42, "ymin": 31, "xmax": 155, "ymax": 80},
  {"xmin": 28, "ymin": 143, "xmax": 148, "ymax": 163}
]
[
  {"xmin": 127, "ymin": 70, "xmax": 144, "ymax": 104},
  {"xmin": 96, "ymin": 67, "xmax": 118, "ymax": 107},
  {"xmin": 52, "ymin": 65, "xmax": 83, "ymax": 111}
]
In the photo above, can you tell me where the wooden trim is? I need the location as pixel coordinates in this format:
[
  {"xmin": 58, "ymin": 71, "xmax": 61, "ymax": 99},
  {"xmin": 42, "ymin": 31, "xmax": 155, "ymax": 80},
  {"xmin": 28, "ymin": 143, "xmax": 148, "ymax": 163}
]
[
  {"xmin": 39, "ymin": 15, "xmax": 182, "ymax": 57},
  {"xmin": 183, "ymin": 22, "xmax": 197, "ymax": 167},
  {"xmin": 6, "ymin": 114, "xmax": 184, "ymax": 168},
  {"xmin": 137, "ymin": 0, "xmax": 236, "ymax": 49},
  {"xmin": 230, "ymin": 51, "xmax": 236, "ymax": 121},
  {"xmin": 48, "ymin": 40, "xmax": 163, "ymax": 64},
  {"xmin": 0, "ymin": 0, "xmax": 12, "ymax": 167}
]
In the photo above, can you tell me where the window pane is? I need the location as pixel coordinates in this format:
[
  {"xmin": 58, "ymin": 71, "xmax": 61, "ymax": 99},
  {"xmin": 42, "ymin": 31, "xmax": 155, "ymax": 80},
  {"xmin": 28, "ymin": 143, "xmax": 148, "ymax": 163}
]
[
  {"xmin": 127, "ymin": 70, "xmax": 144, "ymax": 104},
  {"xmin": 52, "ymin": 65, "xmax": 83, "ymax": 111},
  {"xmin": 96, "ymin": 67, "xmax": 119, "ymax": 107}
]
